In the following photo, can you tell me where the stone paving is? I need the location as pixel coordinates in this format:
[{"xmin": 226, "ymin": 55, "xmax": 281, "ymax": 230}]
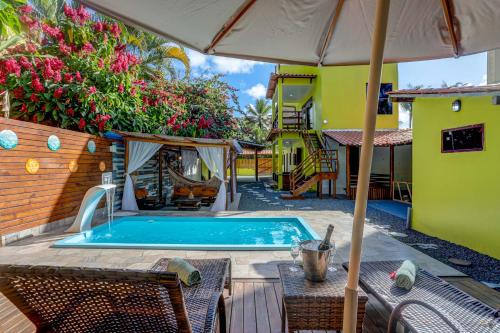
[{"xmin": 0, "ymin": 192, "xmax": 463, "ymax": 279}]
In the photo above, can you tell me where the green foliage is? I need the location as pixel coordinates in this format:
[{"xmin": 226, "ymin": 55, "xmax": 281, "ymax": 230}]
[
  {"xmin": 0, "ymin": 0, "xmax": 26, "ymax": 38},
  {"xmin": 0, "ymin": 3, "xmax": 239, "ymax": 139},
  {"xmin": 239, "ymin": 98, "xmax": 271, "ymax": 143}
]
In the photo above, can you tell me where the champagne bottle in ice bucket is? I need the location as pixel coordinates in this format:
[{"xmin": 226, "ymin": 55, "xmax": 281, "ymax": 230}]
[
  {"xmin": 300, "ymin": 224, "xmax": 335, "ymax": 281},
  {"xmin": 318, "ymin": 224, "xmax": 334, "ymax": 250}
]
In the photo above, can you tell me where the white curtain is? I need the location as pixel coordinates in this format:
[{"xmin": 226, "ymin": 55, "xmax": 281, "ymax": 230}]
[
  {"xmin": 196, "ymin": 147, "xmax": 226, "ymax": 211},
  {"xmin": 182, "ymin": 149, "xmax": 201, "ymax": 180},
  {"xmin": 122, "ymin": 141, "xmax": 162, "ymax": 210}
]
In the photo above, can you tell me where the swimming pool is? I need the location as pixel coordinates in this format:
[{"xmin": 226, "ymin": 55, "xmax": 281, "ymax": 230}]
[{"xmin": 53, "ymin": 216, "xmax": 319, "ymax": 250}]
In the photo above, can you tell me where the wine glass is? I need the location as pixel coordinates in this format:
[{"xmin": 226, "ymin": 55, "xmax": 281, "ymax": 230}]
[
  {"xmin": 328, "ymin": 241, "xmax": 337, "ymax": 272},
  {"xmin": 289, "ymin": 239, "xmax": 301, "ymax": 272}
]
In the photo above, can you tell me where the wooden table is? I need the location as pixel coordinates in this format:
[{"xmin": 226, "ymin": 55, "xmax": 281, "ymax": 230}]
[{"xmin": 278, "ymin": 263, "xmax": 368, "ymax": 332}]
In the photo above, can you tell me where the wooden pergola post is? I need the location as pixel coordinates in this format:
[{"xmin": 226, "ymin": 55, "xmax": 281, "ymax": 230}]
[
  {"xmin": 124, "ymin": 138, "xmax": 129, "ymax": 174},
  {"xmin": 389, "ymin": 145, "xmax": 394, "ymax": 199},
  {"xmin": 343, "ymin": 0, "xmax": 390, "ymax": 332},
  {"xmin": 223, "ymin": 147, "xmax": 228, "ymax": 209},
  {"xmin": 230, "ymin": 149, "xmax": 235, "ymax": 203},
  {"xmin": 346, "ymin": 145, "xmax": 351, "ymax": 198},
  {"xmin": 158, "ymin": 148, "xmax": 163, "ymax": 201},
  {"xmin": 254, "ymin": 149, "xmax": 259, "ymax": 182}
]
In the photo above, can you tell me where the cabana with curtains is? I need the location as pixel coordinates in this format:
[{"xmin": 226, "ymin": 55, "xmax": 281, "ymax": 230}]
[{"xmin": 118, "ymin": 131, "xmax": 242, "ymax": 212}]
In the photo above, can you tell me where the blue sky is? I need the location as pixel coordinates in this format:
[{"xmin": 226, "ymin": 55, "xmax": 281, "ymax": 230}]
[{"xmin": 186, "ymin": 49, "xmax": 487, "ymax": 120}]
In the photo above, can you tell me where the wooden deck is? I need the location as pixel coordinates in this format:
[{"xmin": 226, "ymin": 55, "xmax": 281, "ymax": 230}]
[{"xmin": 1, "ymin": 277, "xmax": 498, "ymax": 332}]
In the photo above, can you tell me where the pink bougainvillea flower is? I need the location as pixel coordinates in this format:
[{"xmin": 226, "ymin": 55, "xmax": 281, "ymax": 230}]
[
  {"xmin": 98, "ymin": 58, "xmax": 104, "ymax": 68},
  {"xmin": 130, "ymin": 87, "xmax": 136, "ymax": 96},
  {"xmin": 32, "ymin": 114, "xmax": 38, "ymax": 122},
  {"xmin": 59, "ymin": 41, "xmax": 71, "ymax": 56},
  {"xmin": 41, "ymin": 23, "xmax": 64, "ymax": 41},
  {"xmin": 75, "ymin": 71, "xmax": 83, "ymax": 82},
  {"xmin": 19, "ymin": 5, "xmax": 33, "ymax": 14},
  {"xmin": 5, "ymin": 59, "xmax": 21, "ymax": 77},
  {"xmin": 78, "ymin": 118, "xmax": 86, "ymax": 130},
  {"xmin": 88, "ymin": 86, "xmax": 97, "ymax": 95},
  {"xmin": 13, "ymin": 87, "xmax": 25, "ymax": 99},
  {"xmin": 26, "ymin": 43, "xmax": 37, "ymax": 53},
  {"xmin": 29, "ymin": 93, "xmax": 39, "ymax": 103},
  {"xmin": 64, "ymin": 72, "xmax": 73, "ymax": 83},
  {"xmin": 76, "ymin": 6, "xmax": 91, "ymax": 23},
  {"xmin": 81, "ymin": 42, "xmax": 94, "ymax": 53},
  {"xmin": 118, "ymin": 83, "xmax": 124, "ymax": 93},
  {"xmin": 109, "ymin": 23, "xmax": 121, "ymax": 38},
  {"xmin": 63, "ymin": 4, "xmax": 77, "ymax": 22},
  {"xmin": 89, "ymin": 100, "xmax": 96, "ymax": 113},
  {"xmin": 93, "ymin": 22, "xmax": 105, "ymax": 32},
  {"xmin": 20, "ymin": 103, "xmax": 28, "ymax": 113},
  {"xmin": 66, "ymin": 108, "xmax": 75, "ymax": 117},
  {"xmin": 18, "ymin": 56, "xmax": 33, "ymax": 70},
  {"xmin": 53, "ymin": 87, "xmax": 64, "ymax": 99},
  {"xmin": 20, "ymin": 14, "xmax": 39, "ymax": 30}
]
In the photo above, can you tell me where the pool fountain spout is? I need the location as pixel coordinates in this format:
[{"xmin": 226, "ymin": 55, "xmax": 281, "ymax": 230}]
[{"xmin": 66, "ymin": 184, "xmax": 116, "ymax": 233}]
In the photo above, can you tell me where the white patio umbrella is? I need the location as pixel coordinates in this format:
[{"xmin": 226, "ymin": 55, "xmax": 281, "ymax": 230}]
[{"xmin": 80, "ymin": 0, "xmax": 500, "ymax": 331}]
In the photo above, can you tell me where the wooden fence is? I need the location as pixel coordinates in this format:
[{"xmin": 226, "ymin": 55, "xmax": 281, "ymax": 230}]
[
  {"xmin": 0, "ymin": 118, "xmax": 112, "ymax": 236},
  {"xmin": 236, "ymin": 157, "xmax": 272, "ymax": 175}
]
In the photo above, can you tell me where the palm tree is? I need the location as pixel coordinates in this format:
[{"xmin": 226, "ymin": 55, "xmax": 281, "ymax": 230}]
[
  {"xmin": 126, "ymin": 28, "xmax": 190, "ymax": 81},
  {"xmin": 0, "ymin": 0, "xmax": 26, "ymax": 53},
  {"xmin": 244, "ymin": 98, "xmax": 271, "ymax": 143},
  {"xmin": 30, "ymin": 0, "xmax": 65, "ymax": 21},
  {"xmin": 245, "ymin": 98, "xmax": 271, "ymax": 130}
]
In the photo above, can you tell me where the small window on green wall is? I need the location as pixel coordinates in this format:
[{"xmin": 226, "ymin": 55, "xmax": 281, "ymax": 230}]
[{"xmin": 442, "ymin": 124, "xmax": 484, "ymax": 153}]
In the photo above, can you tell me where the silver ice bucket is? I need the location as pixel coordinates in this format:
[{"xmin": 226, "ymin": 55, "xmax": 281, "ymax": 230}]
[{"xmin": 300, "ymin": 240, "xmax": 331, "ymax": 282}]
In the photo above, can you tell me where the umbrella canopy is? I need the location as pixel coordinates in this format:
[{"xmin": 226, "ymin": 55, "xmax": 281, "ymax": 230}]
[
  {"xmin": 80, "ymin": 1, "xmax": 500, "ymax": 332},
  {"xmin": 81, "ymin": 0, "xmax": 500, "ymax": 65}
]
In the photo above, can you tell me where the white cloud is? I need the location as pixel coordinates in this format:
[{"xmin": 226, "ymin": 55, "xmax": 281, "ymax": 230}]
[
  {"xmin": 479, "ymin": 73, "xmax": 487, "ymax": 86},
  {"xmin": 398, "ymin": 105, "xmax": 411, "ymax": 129},
  {"xmin": 212, "ymin": 56, "xmax": 262, "ymax": 74},
  {"xmin": 187, "ymin": 49, "xmax": 209, "ymax": 69},
  {"xmin": 245, "ymin": 83, "xmax": 267, "ymax": 99},
  {"xmin": 187, "ymin": 48, "xmax": 264, "ymax": 76}
]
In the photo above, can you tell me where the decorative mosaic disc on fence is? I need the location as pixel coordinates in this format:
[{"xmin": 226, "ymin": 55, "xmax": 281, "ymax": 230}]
[
  {"xmin": 25, "ymin": 158, "xmax": 40, "ymax": 174},
  {"xmin": 69, "ymin": 160, "xmax": 78, "ymax": 173},
  {"xmin": 47, "ymin": 135, "xmax": 61, "ymax": 151},
  {"xmin": 0, "ymin": 129, "xmax": 18, "ymax": 150},
  {"xmin": 99, "ymin": 161, "xmax": 106, "ymax": 171},
  {"xmin": 87, "ymin": 140, "xmax": 96, "ymax": 153}
]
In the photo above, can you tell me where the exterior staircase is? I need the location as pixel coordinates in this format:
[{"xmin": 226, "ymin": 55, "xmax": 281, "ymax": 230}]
[{"xmin": 282, "ymin": 130, "xmax": 338, "ymax": 199}]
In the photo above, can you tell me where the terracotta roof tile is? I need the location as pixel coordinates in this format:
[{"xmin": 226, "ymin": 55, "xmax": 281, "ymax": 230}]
[
  {"xmin": 323, "ymin": 129, "xmax": 412, "ymax": 147},
  {"xmin": 388, "ymin": 84, "xmax": 500, "ymax": 98}
]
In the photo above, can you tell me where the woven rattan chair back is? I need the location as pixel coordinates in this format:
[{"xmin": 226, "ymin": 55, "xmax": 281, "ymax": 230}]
[{"xmin": 0, "ymin": 265, "xmax": 193, "ymax": 333}]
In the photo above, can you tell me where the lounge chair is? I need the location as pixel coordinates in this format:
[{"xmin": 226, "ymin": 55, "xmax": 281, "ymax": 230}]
[
  {"xmin": 0, "ymin": 258, "xmax": 230, "ymax": 333},
  {"xmin": 343, "ymin": 261, "xmax": 499, "ymax": 332}
]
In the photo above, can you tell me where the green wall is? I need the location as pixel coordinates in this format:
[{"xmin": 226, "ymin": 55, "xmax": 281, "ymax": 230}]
[
  {"xmin": 278, "ymin": 64, "xmax": 399, "ymax": 130},
  {"xmin": 412, "ymin": 96, "xmax": 500, "ymax": 259}
]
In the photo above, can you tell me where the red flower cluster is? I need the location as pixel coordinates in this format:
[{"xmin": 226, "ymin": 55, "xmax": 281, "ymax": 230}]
[
  {"xmin": 93, "ymin": 114, "xmax": 112, "ymax": 131},
  {"xmin": 42, "ymin": 23, "xmax": 64, "ymax": 41},
  {"xmin": 110, "ymin": 51, "xmax": 139, "ymax": 74},
  {"xmin": 53, "ymin": 87, "xmax": 64, "ymax": 99},
  {"xmin": 41, "ymin": 57, "xmax": 65, "ymax": 82},
  {"xmin": 64, "ymin": 5, "xmax": 91, "ymax": 24},
  {"xmin": 198, "ymin": 116, "xmax": 213, "ymax": 129},
  {"xmin": 31, "ymin": 71, "xmax": 44, "ymax": 93}
]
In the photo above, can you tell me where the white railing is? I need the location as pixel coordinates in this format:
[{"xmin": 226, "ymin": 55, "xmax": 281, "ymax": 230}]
[{"xmin": 393, "ymin": 181, "xmax": 412, "ymax": 203}]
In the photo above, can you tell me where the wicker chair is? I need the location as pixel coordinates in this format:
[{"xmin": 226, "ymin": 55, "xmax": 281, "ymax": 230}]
[
  {"xmin": 0, "ymin": 261, "xmax": 229, "ymax": 333},
  {"xmin": 344, "ymin": 261, "xmax": 500, "ymax": 333}
]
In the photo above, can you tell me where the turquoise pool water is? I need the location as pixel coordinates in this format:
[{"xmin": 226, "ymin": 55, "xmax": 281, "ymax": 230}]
[{"xmin": 53, "ymin": 216, "xmax": 319, "ymax": 250}]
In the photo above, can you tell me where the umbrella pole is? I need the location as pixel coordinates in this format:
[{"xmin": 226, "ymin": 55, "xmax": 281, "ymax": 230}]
[{"xmin": 342, "ymin": 0, "xmax": 391, "ymax": 332}]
